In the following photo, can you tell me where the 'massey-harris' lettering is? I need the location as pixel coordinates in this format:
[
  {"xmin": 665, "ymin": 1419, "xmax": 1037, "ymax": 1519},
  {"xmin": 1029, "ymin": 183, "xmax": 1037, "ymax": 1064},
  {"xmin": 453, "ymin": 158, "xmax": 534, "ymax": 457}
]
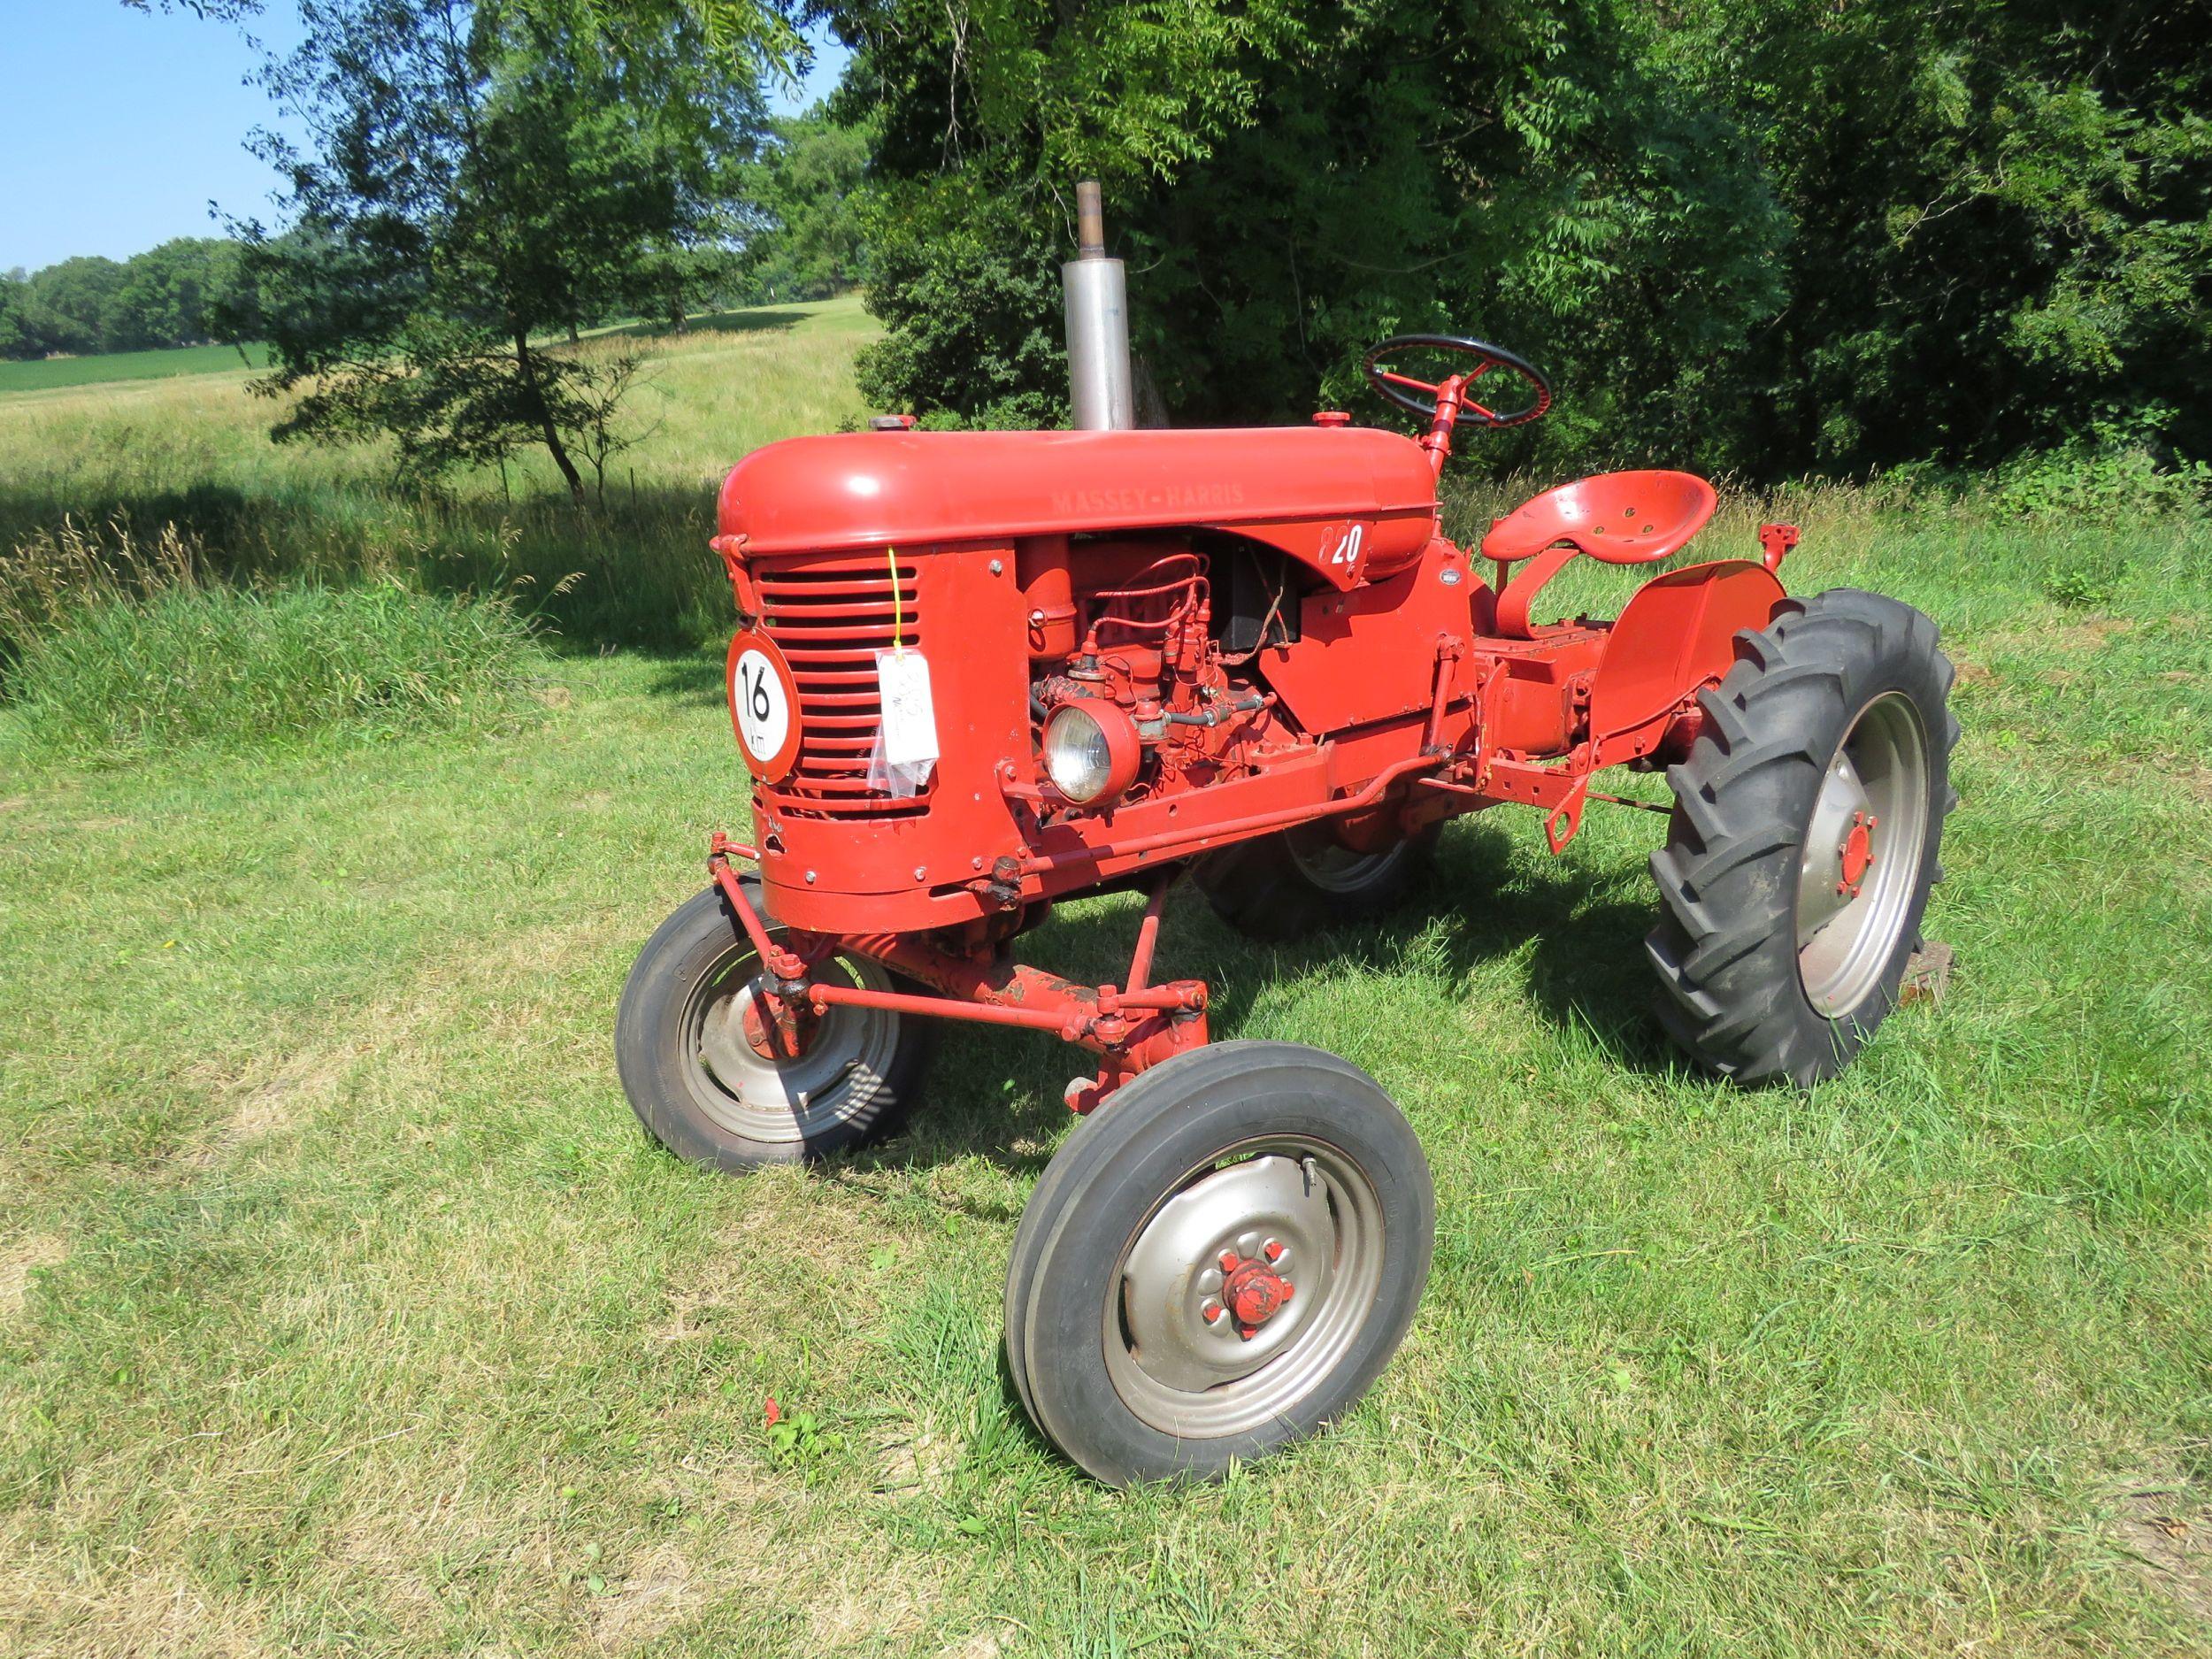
[{"xmin": 1048, "ymin": 480, "xmax": 1248, "ymax": 516}]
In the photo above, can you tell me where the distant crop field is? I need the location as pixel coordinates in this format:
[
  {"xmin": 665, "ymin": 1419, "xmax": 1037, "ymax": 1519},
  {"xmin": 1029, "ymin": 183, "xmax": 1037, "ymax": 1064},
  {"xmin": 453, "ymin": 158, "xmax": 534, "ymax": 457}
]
[{"xmin": 0, "ymin": 341, "xmax": 271, "ymax": 393}]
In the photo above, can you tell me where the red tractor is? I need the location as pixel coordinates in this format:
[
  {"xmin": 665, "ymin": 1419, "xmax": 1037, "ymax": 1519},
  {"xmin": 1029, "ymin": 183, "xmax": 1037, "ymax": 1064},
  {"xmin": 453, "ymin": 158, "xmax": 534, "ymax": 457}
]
[{"xmin": 615, "ymin": 188, "xmax": 1957, "ymax": 1486}]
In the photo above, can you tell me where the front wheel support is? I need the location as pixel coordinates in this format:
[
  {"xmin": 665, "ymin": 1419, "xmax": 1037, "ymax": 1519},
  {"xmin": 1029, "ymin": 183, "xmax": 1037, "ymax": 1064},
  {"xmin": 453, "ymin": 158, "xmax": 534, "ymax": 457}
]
[{"xmin": 707, "ymin": 841, "xmax": 1209, "ymax": 1115}]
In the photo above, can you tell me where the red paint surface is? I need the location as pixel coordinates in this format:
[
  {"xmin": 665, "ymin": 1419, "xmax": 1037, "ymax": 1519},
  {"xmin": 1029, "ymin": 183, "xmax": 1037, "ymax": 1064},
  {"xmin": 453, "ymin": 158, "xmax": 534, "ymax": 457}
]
[{"xmin": 701, "ymin": 411, "xmax": 1801, "ymax": 1106}]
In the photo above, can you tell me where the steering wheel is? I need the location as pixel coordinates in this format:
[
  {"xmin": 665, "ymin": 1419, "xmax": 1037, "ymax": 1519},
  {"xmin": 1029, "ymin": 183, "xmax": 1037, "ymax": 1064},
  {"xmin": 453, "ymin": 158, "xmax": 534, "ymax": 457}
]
[{"xmin": 1363, "ymin": 334, "xmax": 1553, "ymax": 429}]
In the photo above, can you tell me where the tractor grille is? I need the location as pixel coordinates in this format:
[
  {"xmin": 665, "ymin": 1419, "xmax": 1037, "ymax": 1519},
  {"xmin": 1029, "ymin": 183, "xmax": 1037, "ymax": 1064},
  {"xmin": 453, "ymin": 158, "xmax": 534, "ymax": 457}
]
[{"xmin": 755, "ymin": 556, "xmax": 930, "ymax": 819}]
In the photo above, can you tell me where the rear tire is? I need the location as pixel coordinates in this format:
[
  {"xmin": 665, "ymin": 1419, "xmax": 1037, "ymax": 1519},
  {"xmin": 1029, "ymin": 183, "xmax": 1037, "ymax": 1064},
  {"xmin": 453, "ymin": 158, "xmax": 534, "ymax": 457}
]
[
  {"xmin": 1005, "ymin": 1042, "xmax": 1434, "ymax": 1486},
  {"xmin": 1194, "ymin": 822, "xmax": 1438, "ymax": 941},
  {"xmin": 615, "ymin": 882, "xmax": 931, "ymax": 1171},
  {"xmin": 1647, "ymin": 588, "xmax": 1958, "ymax": 1086}
]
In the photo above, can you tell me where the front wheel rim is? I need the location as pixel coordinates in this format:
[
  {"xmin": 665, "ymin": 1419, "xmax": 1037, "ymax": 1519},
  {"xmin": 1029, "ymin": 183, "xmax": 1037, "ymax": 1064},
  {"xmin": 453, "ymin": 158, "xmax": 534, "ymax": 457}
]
[
  {"xmin": 681, "ymin": 940, "xmax": 902, "ymax": 1144},
  {"xmin": 1794, "ymin": 691, "xmax": 1932, "ymax": 1018},
  {"xmin": 1283, "ymin": 826, "xmax": 1415, "ymax": 895},
  {"xmin": 1103, "ymin": 1137, "xmax": 1385, "ymax": 1440}
]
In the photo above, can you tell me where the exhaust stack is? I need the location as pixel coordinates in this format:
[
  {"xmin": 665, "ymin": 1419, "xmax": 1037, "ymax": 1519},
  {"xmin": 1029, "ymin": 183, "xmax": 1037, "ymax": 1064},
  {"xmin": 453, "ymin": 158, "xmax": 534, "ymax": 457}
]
[{"xmin": 1063, "ymin": 180, "xmax": 1135, "ymax": 431}]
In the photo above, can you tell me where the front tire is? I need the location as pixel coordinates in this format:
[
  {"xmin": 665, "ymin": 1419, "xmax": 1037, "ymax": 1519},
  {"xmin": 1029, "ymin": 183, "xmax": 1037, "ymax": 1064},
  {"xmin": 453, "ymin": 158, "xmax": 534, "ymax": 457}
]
[
  {"xmin": 614, "ymin": 883, "xmax": 931, "ymax": 1171},
  {"xmin": 1647, "ymin": 588, "xmax": 1958, "ymax": 1086},
  {"xmin": 1004, "ymin": 1042, "xmax": 1434, "ymax": 1486},
  {"xmin": 1194, "ymin": 822, "xmax": 1438, "ymax": 941}
]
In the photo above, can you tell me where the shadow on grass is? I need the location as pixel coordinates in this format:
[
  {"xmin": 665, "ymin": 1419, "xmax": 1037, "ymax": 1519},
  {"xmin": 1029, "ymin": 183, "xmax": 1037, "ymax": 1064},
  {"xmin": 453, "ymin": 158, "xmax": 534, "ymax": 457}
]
[
  {"xmin": 0, "ymin": 475, "xmax": 738, "ymax": 655},
  {"xmin": 809, "ymin": 817, "xmax": 1687, "ymax": 1199},
  {"xmin": 640, "ymin": 649, "xmax": 730, "ymax": 704}
]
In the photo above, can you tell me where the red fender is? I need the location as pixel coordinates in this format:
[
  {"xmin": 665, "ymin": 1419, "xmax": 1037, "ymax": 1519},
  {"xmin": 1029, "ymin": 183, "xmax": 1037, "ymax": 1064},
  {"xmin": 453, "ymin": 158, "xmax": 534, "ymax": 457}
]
[{"xmin": 1586, "ymin": 557, "xmax": 1787, "ymax": 764}]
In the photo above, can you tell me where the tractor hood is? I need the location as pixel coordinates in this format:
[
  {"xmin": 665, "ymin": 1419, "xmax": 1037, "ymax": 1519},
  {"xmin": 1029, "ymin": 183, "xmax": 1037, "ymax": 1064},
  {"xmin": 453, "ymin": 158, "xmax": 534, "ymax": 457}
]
[{"xmin": 717, "ymin": 426, "xmax": 1442, "ymax": 588}]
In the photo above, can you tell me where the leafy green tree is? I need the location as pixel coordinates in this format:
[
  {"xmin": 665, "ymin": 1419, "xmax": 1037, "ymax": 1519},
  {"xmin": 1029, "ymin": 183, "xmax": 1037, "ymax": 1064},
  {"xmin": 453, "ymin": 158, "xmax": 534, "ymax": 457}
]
[
  {"xmin": 24, "ymin": 257, "xmax": 136, "ymax": 356},
  {"xmin": 0, "ymin": 273, "xmax": 35, "ymax": 360},
  {"xmin": 1679, "ymin": 0, "xmax": 2212, "ymax": 473},
  {"xmin": 832, "ymin": 0, "xmax": 1788, "ymax": 472},
  {"xmin": 115, "ymin": 239, "xmax": 249, "ymax": 347},
  {"xmin": 237, "ymin": 0, "xmax": 770, "ymax": 501},
  {"xmin": 747, "ymin": 111, "xmax": 874, "ymax": 302}
]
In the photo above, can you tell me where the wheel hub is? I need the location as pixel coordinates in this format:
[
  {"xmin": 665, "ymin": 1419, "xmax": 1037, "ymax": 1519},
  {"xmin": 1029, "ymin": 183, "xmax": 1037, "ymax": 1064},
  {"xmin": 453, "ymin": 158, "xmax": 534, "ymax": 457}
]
[
  {"xmin": 1837, "ymin": 810, "xmax": 1877, "ymax": 896},
  {"xmin": 737, "ymin": 984, "xmax": 815, "ymax": 1061},
  {"xmin": 1118, "ymin": 1154, "xmax": 1335, "ymax": 1394},
  {"xmin": 687, "ymin": 948, "xmax": 902, "ymax": 1145},
  {"xmin": 1220, "ymin": 1246, "xmax": 1294, "ymax": 1333}
]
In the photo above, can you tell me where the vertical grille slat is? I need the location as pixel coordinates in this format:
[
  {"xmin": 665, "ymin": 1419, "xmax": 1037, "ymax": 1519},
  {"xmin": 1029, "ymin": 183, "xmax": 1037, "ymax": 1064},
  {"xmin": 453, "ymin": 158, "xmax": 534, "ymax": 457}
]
[{"xmin": 757, "ymin": 557, "xmax": 932, "ymax": 820}]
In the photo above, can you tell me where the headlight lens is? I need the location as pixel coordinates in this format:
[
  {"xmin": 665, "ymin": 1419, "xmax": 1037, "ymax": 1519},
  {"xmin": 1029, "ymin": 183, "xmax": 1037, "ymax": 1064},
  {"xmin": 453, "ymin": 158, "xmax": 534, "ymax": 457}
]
[{"xmin": 1043, "ymin": 704, "xmax": 1116, "ymax": 802}]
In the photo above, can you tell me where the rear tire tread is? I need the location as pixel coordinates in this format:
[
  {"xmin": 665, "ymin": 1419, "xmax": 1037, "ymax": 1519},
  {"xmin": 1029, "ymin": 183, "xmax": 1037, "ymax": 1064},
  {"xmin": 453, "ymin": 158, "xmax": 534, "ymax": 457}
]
[{"xmin": 1646, "ymin": 588, "xmax": 1957, "ymax": 1087}]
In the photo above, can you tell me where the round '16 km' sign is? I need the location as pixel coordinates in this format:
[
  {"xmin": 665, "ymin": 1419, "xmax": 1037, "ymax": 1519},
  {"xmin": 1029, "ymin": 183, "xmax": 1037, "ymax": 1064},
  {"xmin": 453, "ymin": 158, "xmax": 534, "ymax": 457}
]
[{"xmin": 726, "ymin": 628, "xmax": 803, "ymax": 784}]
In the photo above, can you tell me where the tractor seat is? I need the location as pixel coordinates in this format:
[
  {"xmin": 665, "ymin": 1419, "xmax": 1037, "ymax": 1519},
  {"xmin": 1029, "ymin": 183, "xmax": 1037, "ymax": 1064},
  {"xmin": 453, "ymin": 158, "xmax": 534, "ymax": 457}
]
[{"xmin": 1480, "ymin": 469, "xmax": 1717, "ymax": 566}]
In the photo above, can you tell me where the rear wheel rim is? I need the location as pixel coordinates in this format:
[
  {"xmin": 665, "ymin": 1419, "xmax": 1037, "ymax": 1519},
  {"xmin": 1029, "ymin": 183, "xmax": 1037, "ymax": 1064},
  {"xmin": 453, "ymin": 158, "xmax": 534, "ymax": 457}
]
[
  {"xmin": 1104, "ymin": 1136, "xmax": 1385, "ymax": 1439},
  {"xmin": 1794, "ymin": 691, "xmax": 1931, "ymax": 1018},
  {"xmin": 1283, "ymin": 826, "xmax": 1416, "ymax": 895},
  {"xmin": 681, "ymin": 938, "xmax": 902, "ymax": 1143}
]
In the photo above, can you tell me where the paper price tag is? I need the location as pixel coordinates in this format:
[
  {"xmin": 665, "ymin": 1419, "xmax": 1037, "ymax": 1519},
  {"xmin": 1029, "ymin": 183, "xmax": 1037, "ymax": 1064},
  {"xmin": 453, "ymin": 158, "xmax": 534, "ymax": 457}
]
[{"xmin": 874, "ymin": 649, "xmax": 939, "ymax": 767}]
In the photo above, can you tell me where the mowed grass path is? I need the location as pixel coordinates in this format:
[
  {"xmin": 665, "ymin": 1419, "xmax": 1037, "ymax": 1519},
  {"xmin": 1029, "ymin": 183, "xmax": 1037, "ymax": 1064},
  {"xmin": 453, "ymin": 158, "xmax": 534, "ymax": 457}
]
[{"xmin": 3, "ymin": 325, "xmax": 2210, "ymax": 1653}]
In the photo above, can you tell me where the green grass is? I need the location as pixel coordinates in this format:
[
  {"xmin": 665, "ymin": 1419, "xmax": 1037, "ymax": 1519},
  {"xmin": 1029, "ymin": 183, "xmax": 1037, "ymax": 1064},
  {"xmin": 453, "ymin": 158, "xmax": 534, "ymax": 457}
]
[
  {"xmin": 2, "ymin": 580, "xmax": 545, "ymax": 764},
  {"xmin": 0, "ymin": 341, "xmax": 271, "ymax": 393},
  {"xmin": 0, "ymin": 296, "xmax": 877, "ymax": 648},
  {"xmin": 2, "ymin": 297, "xmax": 2209, "ymax": 1655}
]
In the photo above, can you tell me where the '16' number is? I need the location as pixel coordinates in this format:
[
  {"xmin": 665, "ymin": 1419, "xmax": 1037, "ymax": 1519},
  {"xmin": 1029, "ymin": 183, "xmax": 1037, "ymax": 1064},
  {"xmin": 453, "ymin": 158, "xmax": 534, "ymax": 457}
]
[
  {"xmin": 733, "ymin": 646, "xmax": 790, "ymax": 769},
  {"xmin": 741, "ymin": 660, "xmax": 772, "ymax": 723}
]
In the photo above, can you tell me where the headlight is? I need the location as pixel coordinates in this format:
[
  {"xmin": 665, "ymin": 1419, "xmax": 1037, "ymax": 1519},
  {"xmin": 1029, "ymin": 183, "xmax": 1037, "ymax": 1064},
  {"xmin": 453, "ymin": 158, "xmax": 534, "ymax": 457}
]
[{"xmin": 1042, "ymin": 700, "xmax": 1140, "ymax": 806}]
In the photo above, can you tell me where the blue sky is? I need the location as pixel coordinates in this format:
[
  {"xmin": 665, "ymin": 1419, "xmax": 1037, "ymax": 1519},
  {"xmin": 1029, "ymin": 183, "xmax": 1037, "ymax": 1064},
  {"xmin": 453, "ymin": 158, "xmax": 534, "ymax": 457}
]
[{"xmin": 0, "ymin": 4, "xmax": 849, "ymax": 273}]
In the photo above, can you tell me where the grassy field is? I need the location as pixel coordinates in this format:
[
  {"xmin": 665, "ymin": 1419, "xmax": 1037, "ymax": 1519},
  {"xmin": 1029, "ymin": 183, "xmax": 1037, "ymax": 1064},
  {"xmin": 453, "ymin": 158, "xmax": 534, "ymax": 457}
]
[
  {"xmin": 2, "ymin": 302, "xmax": 2209, "ymax": 1656},
  {"xmin": 0, "ymin": 296, "xmax": 875, "ymax": 649},
  {"xmin": 0, "ymin": 342, "xmax": 273, "ymax": 395}
]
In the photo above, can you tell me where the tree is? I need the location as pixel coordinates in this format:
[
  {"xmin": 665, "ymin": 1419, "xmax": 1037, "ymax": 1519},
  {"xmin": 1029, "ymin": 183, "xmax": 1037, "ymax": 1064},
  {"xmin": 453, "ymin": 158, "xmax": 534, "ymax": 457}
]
[
  {"xmin": 235, "ymin": 0, "xmax": 771, "ymax": 502},
  {"xmin": 1675, "ymin": 0, "xmax": 2212, "ymax": 473},
  {"xmin": 0, "ymin": 274, "xmax": 35, "ymax": 361},
  {"xmin": 121, "ymin": 0, "xmax": 262, "ymax": 15},
  {"xmin": 115, "ymin": 238, "xmax": 248, "ymax": 347},
  {"xmin": 832, "ymin": 0, "xmax": 1788, "ymax": 474},
  {"xmin": 747, "ymin": 111, "xmax": 873, "ymax": 303},
  {"xmin": 24, "ymin": 257, "xmax": 136, "ymax": 356},
  {"xmin": 831, "ymin": 0, "xmax": 2212, "ymax": 480}
]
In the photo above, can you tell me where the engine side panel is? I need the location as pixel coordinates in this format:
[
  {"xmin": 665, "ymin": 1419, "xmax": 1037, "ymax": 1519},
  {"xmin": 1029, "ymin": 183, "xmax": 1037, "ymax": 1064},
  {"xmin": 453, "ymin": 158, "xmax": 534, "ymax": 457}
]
[{"xmin": 1256, "ymin": 539, "xmax": 1482, "ymax": 734}]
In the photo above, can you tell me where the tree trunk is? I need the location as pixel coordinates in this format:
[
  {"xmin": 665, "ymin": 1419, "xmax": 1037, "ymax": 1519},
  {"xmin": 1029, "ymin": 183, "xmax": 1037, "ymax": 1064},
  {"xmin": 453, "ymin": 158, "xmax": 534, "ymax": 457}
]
[{"xmin": 515, "ymin": 332, "xmax": 586, "ymax": 505}]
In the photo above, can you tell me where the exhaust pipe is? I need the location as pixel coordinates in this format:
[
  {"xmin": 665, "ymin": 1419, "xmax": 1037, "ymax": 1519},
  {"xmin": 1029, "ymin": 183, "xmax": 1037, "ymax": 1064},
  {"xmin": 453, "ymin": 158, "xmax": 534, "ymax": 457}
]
[{"xmin": 1063, "ymin": 180, "xmax": 1135, "ymax": 431}]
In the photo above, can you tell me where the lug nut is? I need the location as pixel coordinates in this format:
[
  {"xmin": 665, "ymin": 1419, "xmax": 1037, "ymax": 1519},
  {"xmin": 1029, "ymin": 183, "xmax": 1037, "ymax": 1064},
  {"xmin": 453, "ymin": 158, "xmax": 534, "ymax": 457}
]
[
  {"xmin": 1202, "ymin": 1299, "xmax": 1223, "ymax": 1324},
  {"xmin": 1218, "ymin": 1250, "xmax": 1240, "ymax": 1273},
  {"xmin": 1239, "ymin": 1326, "xmax": 1256, "ymax": 1341},
  {"xmin": 1279, "ymin": 1282, "xmax": 1294, "ymax": 1301},
  {"xmin": 1263, "ymin": 1239, "xmax": 1284, "ymax": 1263}
]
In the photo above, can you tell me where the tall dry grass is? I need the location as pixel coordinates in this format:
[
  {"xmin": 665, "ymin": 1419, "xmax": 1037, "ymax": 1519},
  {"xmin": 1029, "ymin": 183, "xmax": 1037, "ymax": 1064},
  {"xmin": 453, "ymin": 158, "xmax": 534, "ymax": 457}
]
[
  {"xmin": 0, "ymin": 514, "xmax": 202, "ymax": 656},
  {"xmin": 0, "ymin": 298, "xmax": 879, "ymax": 652}
]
